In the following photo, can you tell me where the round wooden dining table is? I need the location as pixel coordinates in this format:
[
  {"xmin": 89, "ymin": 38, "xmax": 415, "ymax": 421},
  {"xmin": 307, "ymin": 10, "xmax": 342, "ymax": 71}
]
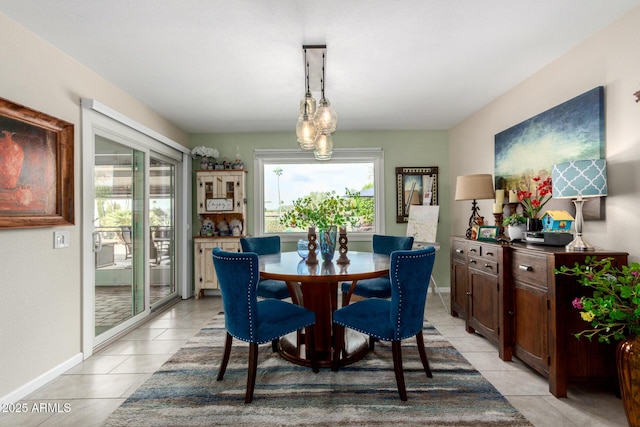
[{"xmin": 259, "ymin": 250, "xmax": 390, "ymax": 368}]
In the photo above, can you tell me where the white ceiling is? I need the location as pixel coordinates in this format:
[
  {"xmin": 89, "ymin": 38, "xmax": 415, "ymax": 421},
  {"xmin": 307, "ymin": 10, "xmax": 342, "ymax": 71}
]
[{"xmin": 1, "ymin": 1, "xmax": 638, "ymax": 134}]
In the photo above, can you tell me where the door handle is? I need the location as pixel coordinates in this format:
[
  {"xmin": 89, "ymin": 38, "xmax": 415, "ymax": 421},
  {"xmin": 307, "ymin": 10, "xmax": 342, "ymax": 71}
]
[{"xmin": 93, "ymin": 231, "xmax": 103, "ymax": 253}]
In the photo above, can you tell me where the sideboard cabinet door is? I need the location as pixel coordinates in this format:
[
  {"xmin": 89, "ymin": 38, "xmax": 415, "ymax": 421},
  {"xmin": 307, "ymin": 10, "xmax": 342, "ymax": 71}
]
[
  {"xmin": 450, "ymin": 237, "xmax": 468, "ymax": 318},
  {"xmin": 510, "ymin": 249, "xmax": 549, "ymax": 376}
]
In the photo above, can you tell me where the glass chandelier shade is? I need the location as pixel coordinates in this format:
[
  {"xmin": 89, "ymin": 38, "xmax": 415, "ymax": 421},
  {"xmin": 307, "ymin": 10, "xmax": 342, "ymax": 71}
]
[
  {"xmin": 296, "ymin": 113, "xmax": 318, "ymax": 149},
  {"xmin": 296, "ymin": 45, "xmax": 336, "ymax": 160},
  {"xmin": 314, "ymin": 98, "xmax": 337, "ymax": 134},
  {"xmin": 314, "ymin": 132, "xmax": 333, "ymax": 161},
  {"xmin": 296, "ymin": 92, "xmax": 318, "ymax": 149},
  {"xmin": 300, "ymin": 94, "xmax": 317, "ymax": 116}
]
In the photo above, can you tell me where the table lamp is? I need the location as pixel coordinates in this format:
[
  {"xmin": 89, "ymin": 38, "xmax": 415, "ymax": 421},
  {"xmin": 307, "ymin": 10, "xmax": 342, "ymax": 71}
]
[
  {"xmin": 455, "ymin": 174, "xmax": 495, "ymax": 239},
  {"xmin": 551, "ymin": 159, "xmax": 607, "ymax": 251}
]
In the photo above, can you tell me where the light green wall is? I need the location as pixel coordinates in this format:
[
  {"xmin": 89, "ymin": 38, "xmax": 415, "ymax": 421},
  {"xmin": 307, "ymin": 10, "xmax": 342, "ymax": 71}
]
[{"xmin": 189, "ymin": 130, "xmax": 451, "ymax": 287}]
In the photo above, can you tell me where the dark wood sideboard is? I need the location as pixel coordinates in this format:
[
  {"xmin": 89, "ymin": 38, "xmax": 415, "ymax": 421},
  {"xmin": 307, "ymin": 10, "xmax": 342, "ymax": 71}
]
[{"xmin": 450, "ymin": 236, "xmax": 628, "ymax": 398}]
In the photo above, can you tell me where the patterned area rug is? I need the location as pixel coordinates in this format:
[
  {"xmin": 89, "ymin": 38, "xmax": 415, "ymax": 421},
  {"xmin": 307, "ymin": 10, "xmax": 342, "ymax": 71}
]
[{"xmin": 104, "ymin": 313, "xmax": 532, "ymax": 426}]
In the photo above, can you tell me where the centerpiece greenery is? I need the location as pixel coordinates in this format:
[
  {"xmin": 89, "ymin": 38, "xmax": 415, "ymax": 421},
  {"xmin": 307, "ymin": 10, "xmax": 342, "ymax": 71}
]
[
  {"xmin": 279, "ymin": 190, "xmax": 361, "ymax": 231},
  {"xmin": 517, "ymin": 176, "xmax": 552, "ymax": 218},
  {"xmin": 557, "ymin": 256, "xmax": 640, "ymax": 344},
  {"xmin": 279, "ymin": 190, "xmax": 365, "ymax": 262}
]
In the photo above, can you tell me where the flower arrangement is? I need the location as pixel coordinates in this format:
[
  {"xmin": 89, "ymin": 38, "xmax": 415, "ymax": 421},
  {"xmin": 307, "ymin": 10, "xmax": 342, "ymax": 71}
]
[
  {"xmin": 191, "ymin": 146, "xmax": 219, "ymax": 159},
  {"xmin": 279, "ymin": 190, "xmax": 359, "ymax": 231},
  {"xmin": 517, "ymin": 176, "xmax": 552, "ymax": 218},
  {"xmin": 557, "ymin": 256, "xmax": 640, "ymax": 344}
]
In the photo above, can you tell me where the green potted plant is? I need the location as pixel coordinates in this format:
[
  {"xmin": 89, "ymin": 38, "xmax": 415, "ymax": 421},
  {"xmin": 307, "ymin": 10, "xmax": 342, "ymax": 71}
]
[
  {"xmin": 557, "ymin": 257, "xmax": 640, "ymax": 426},
  {"xmin": 279, "ymin": 190, "xmax": 360, "ymax": 262},
  {"xmin": 502, "ymin": 213, "xmax": 526, "ymax": 241}
]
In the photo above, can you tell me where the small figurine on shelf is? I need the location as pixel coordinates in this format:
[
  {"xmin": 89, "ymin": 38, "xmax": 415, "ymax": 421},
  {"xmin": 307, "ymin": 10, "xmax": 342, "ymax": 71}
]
[
  {"xmin": 233, "ymin": 146, "xmax": 244, "ymax": 169},
  {"xmin": 200, "ymin": 219, "xmax": 214, "ymax": 236},
  {"xmin": 229, "ymin": 218, "xmax": 243, "ymax": 236},
  {"xmin": 217, "ymin": 220, "xmax": 229, "ymax": 236}
]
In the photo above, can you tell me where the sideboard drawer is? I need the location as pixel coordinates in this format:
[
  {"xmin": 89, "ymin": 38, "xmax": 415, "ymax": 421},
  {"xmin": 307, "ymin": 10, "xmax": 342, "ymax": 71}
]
[
  {"xmin": 467, "ymin": 242, "xmax": 481, "ymax": 258},
  {"xmin": 468, "ymin": 242, "xmax": 499, "ymax": 262},
  {"xmin": 480, "ymin": 245, "xmax": 499, "ymax": 262},
  {"xmin": 469, "ymin": 257, "xmax": 499, "ymax": 276},
  {"xmin": 512, "ymin": 251, "xmax": 547, "ymax": 286},
  {"xmin": 452, "ymin": 239, "xmax": 466, "ymax": 261}
]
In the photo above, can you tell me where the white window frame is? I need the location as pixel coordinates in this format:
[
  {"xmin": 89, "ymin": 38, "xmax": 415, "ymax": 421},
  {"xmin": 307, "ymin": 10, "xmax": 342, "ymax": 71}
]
[{"xmin": 253, "ymin": 148, "xmax": 385, "ymax": 243}]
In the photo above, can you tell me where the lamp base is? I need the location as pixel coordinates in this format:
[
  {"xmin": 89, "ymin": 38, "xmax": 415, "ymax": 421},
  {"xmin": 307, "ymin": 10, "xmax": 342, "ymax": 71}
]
[
  {"xmin": 565, "ymin": 234, "xmax": 595, "ymax": 251},
  {"xmin": 465, "ymin": 199, "xmax": 480, "ymax": 240},
  {"xmin": 566, "ymin": 197, "xmax": 595, "ymax": 251}
]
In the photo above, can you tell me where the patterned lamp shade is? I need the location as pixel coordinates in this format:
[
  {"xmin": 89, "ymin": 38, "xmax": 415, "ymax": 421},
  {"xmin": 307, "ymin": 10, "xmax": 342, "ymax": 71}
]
[
  {"xmin": 551, "ymin": 159, "xmax": 607, "ymax": 199},
  {"xmin": 551, "ymin": 159, "xmax": 607, "ymax": 251}
]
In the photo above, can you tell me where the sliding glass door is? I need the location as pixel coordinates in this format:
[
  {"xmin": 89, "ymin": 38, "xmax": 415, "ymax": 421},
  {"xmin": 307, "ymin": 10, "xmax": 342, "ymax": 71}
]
[
  {"xmin": 93, "ymin": 138, "xmax": 146, "ymax": 337},
  {"xmin": 82, "ymin": 102, "xmax": 187, "ymax": 356},
  {"xmin": 149, "ymin": 154, "xmax": 177, "ymax": 306}
]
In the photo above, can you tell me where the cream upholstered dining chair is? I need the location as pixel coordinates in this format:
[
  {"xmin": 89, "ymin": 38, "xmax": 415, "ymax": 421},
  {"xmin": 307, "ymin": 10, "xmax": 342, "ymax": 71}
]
[
  {"xmin": 332, "ymin": 246, "xmax": 436, "ymax": 401},
  {"xmin": 212, "ymin": 248, "xmax": 318, "ymax": 403}
]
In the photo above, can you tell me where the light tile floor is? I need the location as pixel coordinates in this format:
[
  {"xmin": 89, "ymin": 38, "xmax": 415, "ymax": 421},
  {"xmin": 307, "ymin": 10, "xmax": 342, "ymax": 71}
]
[{"xmin": 0, "ymin": 291, "xmax": 627, "ymax": 427}]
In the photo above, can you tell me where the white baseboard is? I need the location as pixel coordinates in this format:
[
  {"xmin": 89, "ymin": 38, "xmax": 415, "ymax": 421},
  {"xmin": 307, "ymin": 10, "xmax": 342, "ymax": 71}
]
[{"xmin": 0, "ymin": 352, "xmax": 83, "ymax": 405}]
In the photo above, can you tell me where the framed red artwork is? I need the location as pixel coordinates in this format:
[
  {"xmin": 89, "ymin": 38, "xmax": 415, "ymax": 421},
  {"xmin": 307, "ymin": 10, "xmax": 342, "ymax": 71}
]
[{"xmin": 0, "ymin": 97, "xmax": 74, "ymax": 228}]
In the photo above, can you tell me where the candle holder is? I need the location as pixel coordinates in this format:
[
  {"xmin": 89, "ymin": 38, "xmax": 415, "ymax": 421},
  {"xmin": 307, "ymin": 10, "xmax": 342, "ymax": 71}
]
[
  {"xmin": 507, "ymin": 202, "xmax": 519, "ymax": 216},
  {"xmin": 336, "ymin": 226, "xmax": 350, "ymax": 265},
  {"xmin": 306, "ymin": 227, "xmax": 318, "ymax": 265},
  {"xmin": 493, "ymin": 213, "xmax": 504, "ymax": 238}
]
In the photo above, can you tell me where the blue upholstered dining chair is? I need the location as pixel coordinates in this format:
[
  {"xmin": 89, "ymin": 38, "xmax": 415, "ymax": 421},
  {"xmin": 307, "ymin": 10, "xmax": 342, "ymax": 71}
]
[
  {"xmin": 212, "ymin": 248, "xmax": 318, "ymax": 403},
  {"xmin": 332, "ymin": 246, "xmax": 436, "ymax": 401},
  {"xmin": 341, "ymin": 234, "xmax": 414, "ymax": 306},
  {"xmin": 240, "ymin": 236, "xmax": 291, "ymax": 300}
]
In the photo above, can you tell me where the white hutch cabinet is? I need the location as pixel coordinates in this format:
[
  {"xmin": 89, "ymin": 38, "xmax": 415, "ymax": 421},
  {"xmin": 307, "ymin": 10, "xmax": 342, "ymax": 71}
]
[{"xmin": 193, "ymin": 170, "xmax": 246, "ymax": 298}]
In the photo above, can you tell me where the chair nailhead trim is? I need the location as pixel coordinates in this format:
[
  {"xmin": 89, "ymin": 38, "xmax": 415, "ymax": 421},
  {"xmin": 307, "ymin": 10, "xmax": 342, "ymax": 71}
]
[
  {"xmin": 214, "ymin": 252, "xmax": 257, "ymax": 339},
  {"xmin": 393, "ymin": 250, "xmax": 435, "ymax": 340},
  {"xmin": 214, "ymin": 251, "xmax": 315, "ymax": 344},
  {"xmin": 336, "ymin": 249, "xmax": 435, "ymax": 342}
]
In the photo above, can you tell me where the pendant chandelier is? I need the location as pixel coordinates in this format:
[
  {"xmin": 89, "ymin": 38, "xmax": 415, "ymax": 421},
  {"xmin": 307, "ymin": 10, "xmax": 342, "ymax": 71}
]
[{"xmin": 295, "ymin": 45, "xmax": 337, "ymax": 160}]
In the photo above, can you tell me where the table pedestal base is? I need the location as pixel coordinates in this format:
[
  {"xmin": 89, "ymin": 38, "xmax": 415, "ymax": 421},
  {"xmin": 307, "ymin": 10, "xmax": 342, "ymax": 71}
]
[{"xmin": 278, "ymin": 329, "xmax": 369, "ymax": 369}]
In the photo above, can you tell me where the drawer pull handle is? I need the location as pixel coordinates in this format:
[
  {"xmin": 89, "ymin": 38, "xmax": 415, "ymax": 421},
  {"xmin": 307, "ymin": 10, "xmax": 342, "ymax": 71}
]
[
  {"xmin": 519, "ymin": 264, "xmax": 533, "ymax": 271},
  {"xmin": 470, "ymin": 248, "xmax": 477, "ymax": 253},
  {"xmin": 486, "ymin": 251, "xmax": 494, "ymax": 256},
  {"xmin": 484, "ymin": 263, "xmax": 491, "ymax": 268},
  {"xmin": 455, "ymin": 249, "xmax": 464, "ymax": 254},
  {"xmin": 469, "ymin": 259, "xmax": 477, "ymax": 264}
]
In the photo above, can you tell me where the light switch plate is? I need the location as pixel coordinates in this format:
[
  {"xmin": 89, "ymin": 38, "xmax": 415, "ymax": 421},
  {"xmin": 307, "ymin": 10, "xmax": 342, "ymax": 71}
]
[{"xmin": 54, "ymin": 231, "xmax": 70, "ymax": 249}]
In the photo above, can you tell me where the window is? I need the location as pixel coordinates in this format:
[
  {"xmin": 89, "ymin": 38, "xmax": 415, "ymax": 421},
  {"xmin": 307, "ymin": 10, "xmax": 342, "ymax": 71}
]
[{"xmin": 254, "ymin": 148, "xmax": 384, "ymax": 242}]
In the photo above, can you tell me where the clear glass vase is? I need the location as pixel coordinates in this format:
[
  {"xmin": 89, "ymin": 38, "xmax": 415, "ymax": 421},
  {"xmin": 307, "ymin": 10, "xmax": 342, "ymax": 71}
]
[{"xmin": 297, "ymin": 239, "xmax": 319, "ymax": 259}]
